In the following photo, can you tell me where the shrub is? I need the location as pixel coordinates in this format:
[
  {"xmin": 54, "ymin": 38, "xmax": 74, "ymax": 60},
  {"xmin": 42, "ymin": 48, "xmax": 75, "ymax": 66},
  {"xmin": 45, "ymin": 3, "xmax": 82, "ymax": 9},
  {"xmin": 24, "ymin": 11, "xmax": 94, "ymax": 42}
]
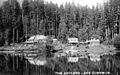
[
  {"xmin": 113, "ymin": 34, "xmax": 120, "ymax": 49},
  {"xmin": 102, "ymin": 39, "xmax": 114, "ymax": 45}
]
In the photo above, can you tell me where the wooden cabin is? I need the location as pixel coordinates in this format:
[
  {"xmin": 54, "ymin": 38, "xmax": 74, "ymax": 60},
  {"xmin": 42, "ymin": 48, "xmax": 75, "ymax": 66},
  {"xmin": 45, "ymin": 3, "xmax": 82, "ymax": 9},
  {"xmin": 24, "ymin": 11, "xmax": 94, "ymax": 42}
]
[
  {"xmin": 24, "ymin": 35, "xmax": 47, "ymax": 46},
  {"xmin": 68, "ymin": 37, "xmax": 79, "ymax": 45}
]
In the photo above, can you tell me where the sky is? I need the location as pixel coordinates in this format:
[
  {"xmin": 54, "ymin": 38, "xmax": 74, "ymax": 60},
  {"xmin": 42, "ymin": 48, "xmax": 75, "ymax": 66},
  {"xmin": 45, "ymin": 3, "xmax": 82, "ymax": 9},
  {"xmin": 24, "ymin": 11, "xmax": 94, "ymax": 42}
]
[
  {"xmin": 45, "ymin": 0, "xmax": 108, "ymax": 7},
  {"xmin": 0, "ymin": 0, "xmax": 108, "ymax": 8}
]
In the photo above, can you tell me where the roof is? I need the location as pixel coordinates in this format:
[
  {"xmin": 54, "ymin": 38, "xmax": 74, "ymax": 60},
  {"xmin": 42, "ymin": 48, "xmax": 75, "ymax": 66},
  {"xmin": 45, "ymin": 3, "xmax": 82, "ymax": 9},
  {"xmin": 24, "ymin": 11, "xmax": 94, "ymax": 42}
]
[
  {"xmin": 25, "ymin": 35, "xmax": 47, "ymax": 43},
  {"xmin": 53, "ymin": 39, "xmax": 57, "ymax": 41},
  {"xmin": 85, "ymin": 38, "xmax": 100, "ymax": 43}
]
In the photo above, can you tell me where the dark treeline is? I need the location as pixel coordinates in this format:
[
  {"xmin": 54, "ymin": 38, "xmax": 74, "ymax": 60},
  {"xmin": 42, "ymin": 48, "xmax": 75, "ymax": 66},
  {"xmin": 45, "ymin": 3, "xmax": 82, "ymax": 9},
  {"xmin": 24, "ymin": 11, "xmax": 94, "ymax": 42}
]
[{"xmin": 0, "ymin": 0, "xmax": 120, "ymax": 46}]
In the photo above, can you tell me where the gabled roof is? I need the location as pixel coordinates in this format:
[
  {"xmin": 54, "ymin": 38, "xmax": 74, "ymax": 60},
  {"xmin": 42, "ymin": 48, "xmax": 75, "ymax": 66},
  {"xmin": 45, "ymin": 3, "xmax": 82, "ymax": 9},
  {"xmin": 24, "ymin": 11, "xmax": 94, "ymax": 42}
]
[{"xmin": 25, "ymin": 35, "xmax": 47, "ymax": 43}]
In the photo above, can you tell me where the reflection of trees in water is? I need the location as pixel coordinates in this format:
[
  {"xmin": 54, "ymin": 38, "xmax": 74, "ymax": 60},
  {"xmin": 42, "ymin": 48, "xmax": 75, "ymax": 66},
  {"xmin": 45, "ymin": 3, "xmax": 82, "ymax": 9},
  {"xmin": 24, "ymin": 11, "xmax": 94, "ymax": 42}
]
[
  {"xmin": 46, "ymin": 55, "xmax": 120, "ymax": 75},
  {"xmin": 0, "ymin": 54, "xmax": 26, "ymax": 75},
  {"xmin": 97, "ymin": 55, "xmax": 120, "ymax": 74},
  {"xmin": 0, "ymin": 54, "xmax": 120, "ymax": 75}
]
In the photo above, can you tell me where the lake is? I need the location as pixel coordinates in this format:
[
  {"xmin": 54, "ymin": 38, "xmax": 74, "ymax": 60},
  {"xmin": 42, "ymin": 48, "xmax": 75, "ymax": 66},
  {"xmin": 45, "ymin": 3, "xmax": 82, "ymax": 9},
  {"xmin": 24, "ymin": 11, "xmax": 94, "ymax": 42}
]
[{"xmin": 0, "ymin": 50, "xmax": 120, "ymax": 75}]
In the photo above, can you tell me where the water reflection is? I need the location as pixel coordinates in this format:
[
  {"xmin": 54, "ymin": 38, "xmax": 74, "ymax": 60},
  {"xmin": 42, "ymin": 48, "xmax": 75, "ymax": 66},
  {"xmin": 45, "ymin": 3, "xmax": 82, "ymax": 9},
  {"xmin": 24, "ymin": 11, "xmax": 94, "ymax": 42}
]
[{"xmin": 0, "ymin": 52, "xmax": 120, "ymax": 75}]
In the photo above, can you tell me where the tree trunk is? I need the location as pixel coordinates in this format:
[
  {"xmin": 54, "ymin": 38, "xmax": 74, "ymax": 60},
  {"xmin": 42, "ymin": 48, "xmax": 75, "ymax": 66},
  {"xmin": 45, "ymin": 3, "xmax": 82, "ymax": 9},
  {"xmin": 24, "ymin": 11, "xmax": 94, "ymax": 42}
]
[
  {"xmin": 112, "ymin": 29, "xmax": 114, "ymax": 39},
  {"xmin": 26, "ymin": 17, "xmax": 28, "ymax": 38},
  {"xmin": 17, "ymin": 29, "xmax": 18, "ymax": 43},
  {"xmin": 13, "ymin": 28, "xmax": 15, "ymax": 45},
  {"xmin": 37, "ymin": 13, "xmax": 39, "ymax": 34},
  {"xmin": 119, "ymin": 20, "xmax": 120, "ymax": 34},
  {"xmin": 4, "ymin": 29, "xmax": 10, "ymax": 46},
  {"xmin": 106, "ymin": 28, "xmax": 108, "ymax": 40},
  {"xmin": 108, "ymin": 26, "xmax": 110, "ymax": 40}
]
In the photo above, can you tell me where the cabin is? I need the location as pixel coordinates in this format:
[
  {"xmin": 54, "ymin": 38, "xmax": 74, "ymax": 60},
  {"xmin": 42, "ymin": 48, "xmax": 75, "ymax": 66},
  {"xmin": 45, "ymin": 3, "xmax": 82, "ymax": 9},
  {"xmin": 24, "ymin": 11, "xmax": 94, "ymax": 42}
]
[
  {"xmin": 68, "ymin": 37, "xmax": 79, "ymax": 45},
  {"xmin": 24, "ymin": 35, "xmax": 47, "ymax": 46},
  {"xmin": 52, "ymin": 39, "xmax": 58, "ymax": 44}
]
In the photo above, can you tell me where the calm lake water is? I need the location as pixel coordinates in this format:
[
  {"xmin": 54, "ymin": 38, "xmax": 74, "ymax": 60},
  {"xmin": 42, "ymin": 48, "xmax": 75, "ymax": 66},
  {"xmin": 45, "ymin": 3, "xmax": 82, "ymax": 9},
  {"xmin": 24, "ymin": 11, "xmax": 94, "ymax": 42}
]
[{"xmin": 0, "ymin": 51, "xmax": 120, "ymax": 75}]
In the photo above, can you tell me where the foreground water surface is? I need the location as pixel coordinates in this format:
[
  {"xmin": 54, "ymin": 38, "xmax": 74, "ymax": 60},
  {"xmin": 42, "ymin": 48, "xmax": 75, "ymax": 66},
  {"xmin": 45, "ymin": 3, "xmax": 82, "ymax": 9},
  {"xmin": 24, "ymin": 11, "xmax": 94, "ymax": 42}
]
[{"xmin": 0, "ymin": 51, "xmax": 120, "ymax": 75}]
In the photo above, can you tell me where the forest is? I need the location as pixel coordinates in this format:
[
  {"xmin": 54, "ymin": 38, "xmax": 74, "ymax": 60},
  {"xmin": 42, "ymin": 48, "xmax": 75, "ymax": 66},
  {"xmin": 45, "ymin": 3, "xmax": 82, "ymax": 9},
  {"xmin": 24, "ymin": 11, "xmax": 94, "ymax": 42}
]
[{"xmin": 0, "ymin": 0, "xmax": 120, "ymax": 46}]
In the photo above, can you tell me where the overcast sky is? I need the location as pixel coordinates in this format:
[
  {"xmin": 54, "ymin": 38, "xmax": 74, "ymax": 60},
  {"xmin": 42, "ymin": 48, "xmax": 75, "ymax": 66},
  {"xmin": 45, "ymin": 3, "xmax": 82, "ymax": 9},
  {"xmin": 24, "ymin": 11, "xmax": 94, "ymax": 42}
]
[{"xmin": 0, "ymin": 0, "xmax": 108, "ymax": 7}]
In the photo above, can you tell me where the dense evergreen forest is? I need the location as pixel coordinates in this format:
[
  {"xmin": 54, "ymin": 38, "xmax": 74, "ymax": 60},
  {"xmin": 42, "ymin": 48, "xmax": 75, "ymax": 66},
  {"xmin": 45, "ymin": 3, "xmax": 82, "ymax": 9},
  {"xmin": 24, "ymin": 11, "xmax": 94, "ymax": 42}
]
[{"xmin": 0, "ymin": 0, "xmax": 120, "ymax": 46}]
